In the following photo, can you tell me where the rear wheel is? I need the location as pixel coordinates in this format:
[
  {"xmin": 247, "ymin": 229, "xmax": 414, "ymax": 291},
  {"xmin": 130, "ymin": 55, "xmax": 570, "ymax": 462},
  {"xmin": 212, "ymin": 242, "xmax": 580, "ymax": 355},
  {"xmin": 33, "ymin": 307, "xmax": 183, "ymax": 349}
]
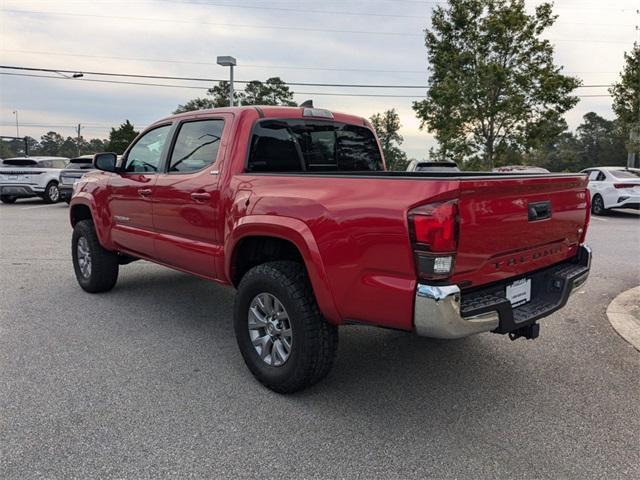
[
  {"xmin": 234, "ymin": 261, "xmax": 338, "ymax": 393},
  {"xmin": 72, "ymin": 219, "xmax": 119, "ymax": 293},
  {"xmin": 591, "ymin": 194, "xmax": 607, "ymax": 215},
  {"xmin": 0, "ymin": 195, "xmax": 17, "ymax": 204},
  {"xmin": 42, "ymin": 181, "xmax": 60, "ymax": 204}
]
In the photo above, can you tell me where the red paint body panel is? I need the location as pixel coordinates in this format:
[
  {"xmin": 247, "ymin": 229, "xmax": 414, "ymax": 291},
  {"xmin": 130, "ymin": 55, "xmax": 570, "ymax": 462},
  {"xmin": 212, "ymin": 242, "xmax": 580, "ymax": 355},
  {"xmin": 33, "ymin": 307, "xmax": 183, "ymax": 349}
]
[
  {"xmin": 70, "ymin": 106, "xmax": 590, "ymax": 333},
  {"xmin": 451, "ymin": 176, "xmax": 589, "ymax": 287}
]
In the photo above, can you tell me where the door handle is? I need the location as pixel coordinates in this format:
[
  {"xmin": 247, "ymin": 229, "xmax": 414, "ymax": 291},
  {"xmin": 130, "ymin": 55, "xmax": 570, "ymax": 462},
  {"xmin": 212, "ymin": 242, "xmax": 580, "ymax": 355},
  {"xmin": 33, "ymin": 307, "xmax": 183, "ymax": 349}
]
[
  {"xmin": 138, "ymin": 188, "xmax": 152, "ymax": 197},
  {"xmin": 191, "ymin": 192, "xmax": 211, "ymax": 201}
]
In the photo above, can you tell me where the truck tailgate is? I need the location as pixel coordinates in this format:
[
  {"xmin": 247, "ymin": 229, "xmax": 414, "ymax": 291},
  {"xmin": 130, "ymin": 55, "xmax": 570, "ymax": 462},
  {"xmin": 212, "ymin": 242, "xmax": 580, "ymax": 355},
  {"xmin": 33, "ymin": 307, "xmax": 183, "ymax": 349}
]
[{"xmin": 451, "ymin": 175, "xmax": 589, "ymax": 289}]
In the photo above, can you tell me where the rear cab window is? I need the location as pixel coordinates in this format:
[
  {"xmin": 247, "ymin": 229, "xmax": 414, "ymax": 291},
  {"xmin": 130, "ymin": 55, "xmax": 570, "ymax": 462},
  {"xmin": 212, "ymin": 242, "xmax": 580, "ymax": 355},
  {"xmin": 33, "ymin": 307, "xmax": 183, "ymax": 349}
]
[{"xmin": 247, "ymin": 119, "xmax": 383, "ymax": 173}]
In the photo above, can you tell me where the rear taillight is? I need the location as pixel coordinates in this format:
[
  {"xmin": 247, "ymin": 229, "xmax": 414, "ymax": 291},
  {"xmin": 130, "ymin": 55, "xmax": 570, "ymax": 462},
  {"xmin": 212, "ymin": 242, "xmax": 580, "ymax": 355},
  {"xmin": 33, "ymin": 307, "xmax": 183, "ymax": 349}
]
[
  {"xmin": 408, "ymin": 200, "xmax": 459, "ymax": 281},
  {"xmin": 614, "ymin": 183, "xmax": 639, "ymax": 189}
]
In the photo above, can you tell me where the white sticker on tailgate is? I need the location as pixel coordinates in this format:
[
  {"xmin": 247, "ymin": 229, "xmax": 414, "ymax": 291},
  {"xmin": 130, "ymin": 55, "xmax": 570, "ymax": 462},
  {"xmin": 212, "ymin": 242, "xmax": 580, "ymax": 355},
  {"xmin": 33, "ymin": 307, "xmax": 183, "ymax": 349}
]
[{"xmin": 506, "ymin": 278, "xmax": 531, "ymax": 307}]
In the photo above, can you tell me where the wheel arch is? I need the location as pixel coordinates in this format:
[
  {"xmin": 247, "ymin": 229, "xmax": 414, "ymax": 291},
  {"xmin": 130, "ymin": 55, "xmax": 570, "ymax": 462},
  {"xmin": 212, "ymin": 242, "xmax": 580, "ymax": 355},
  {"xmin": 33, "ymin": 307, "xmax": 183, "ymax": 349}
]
[
  {"xmin": 226, "ymin": 216, "xmax": 341, "ymax": 324},
  {"xmin": 69, "ymin": 196, "xmax": 114, "ymax": 250}
]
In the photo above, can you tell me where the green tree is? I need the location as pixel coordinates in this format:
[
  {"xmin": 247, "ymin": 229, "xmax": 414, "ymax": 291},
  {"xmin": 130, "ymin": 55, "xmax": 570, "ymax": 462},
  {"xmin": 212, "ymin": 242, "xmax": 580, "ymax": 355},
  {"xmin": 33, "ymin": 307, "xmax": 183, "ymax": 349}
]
[
  {"xmin": 242, "ymin": 77, "xmax": 296, "ymax": 106},
  {"xmin": 87, "ymin": 138, "xmax": 108, "ymax": 153},
  {"xmin": 107, "ymin": 121, "xmax": 139, "ymax": 154},
  {"xmin": 59, "ymin": 136, "xmax": 79, "ymax": 158},
  {"xmin": 610, "ymin": 42, "xmax": 640, "ymax": 161},
  {"xmin": 531, "ymin": 112, "xmax": 627, "ymax": 171},
  {"xmin": 369, "ymin": 109, "xmax": 409, "ymax": 170},
  {"xmin": 38, "ymin": 131, "xmax": 65, "ymax": 155},
  {"xmin": 24, "ymin": 136, "xmax": 39, "ymax": 156},
  {"xmin": 174, "ymin": 77, "xmax": 296, "ymax": 113},
  {"xmin": 174, "ymin": 82, "xmax": 238, "ymax": 113},
  {"xmin": 0, "ymin": 139, "xmax": 15, "ymax": 158},
  {"xmin": 413, "ymin": 0, "xmax": 581, "ymax": 169}
]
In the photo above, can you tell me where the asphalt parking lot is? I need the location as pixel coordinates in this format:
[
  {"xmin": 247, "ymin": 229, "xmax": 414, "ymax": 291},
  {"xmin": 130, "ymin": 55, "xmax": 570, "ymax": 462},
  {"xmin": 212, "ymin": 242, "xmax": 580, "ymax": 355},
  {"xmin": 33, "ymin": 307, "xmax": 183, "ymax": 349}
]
[{"xmin": 1, "ymin": 200, "xmax": 639, "ymax": 479}]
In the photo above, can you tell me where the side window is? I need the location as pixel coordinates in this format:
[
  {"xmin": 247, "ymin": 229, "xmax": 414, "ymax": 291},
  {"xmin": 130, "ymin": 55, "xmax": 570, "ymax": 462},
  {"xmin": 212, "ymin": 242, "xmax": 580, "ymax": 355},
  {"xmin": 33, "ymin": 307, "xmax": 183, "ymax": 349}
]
[
  {"xmin": 38, "ymin": 160, "xmax": 52, "ymax": 168},
  {"xmin": 168, "ymin": 120, "xmax": 224, "ymax": 173},
  {"xmin": 123, "ymin": 125, "xmax": 171, "ymax": 173},
  {"xmin": 55, "ymin": 160, "xmax": 67, "ymax": 168},
  {"xmin": 588, "ymin": 171, "xmax": 599, "ymax": 181},
  {"xmin": 597, "ymin": 172, "xmax": 606, "ymax": 181}
]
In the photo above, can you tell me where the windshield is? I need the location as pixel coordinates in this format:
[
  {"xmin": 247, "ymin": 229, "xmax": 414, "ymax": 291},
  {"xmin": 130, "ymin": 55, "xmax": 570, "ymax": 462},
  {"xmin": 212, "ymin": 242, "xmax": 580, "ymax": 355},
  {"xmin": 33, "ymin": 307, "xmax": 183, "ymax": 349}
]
[{"xmin": 610, "ymin": 169, "xmax": 640, "ymax": 179}]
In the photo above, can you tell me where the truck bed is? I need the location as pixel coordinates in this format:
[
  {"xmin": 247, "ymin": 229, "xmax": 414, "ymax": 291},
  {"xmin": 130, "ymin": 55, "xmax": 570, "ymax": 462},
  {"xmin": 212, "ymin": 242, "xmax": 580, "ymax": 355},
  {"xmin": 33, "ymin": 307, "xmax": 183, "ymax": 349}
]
[{"xmin": 239, "ymin": 170, "xmax": 589, "ymax": 330}]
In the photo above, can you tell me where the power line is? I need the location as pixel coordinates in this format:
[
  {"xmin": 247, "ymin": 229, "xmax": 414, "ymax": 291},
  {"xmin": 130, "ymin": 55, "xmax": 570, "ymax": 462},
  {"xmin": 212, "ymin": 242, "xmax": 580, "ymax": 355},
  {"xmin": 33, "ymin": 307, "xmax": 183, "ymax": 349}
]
[
  {"xmin": 0, "ymin": 50, "xmax": 621, "ymax": 76},
  {"xmin": 0, "ymin": 49, "xmax": 428, "ymax": 74},
  {"xmin": 0, "ymin": 72, "xmax": 614, "ymax": 98},
  {"xmin": 0, "ymin": 65, "xmax": 616, "ymax": 89},
  {"xmin": 1, "ymin": 8, "xmax": 636, "ymax": 43}
]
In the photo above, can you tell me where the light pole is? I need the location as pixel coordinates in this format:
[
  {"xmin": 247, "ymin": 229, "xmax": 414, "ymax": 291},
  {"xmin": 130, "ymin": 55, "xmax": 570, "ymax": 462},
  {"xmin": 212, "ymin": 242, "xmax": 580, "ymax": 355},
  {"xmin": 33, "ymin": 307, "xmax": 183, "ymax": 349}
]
[
  {"xmin": 12, "ymin": 110, "xmax": 19, "ymax": 137},
  {"xmin": 216, "ymin": 56, "xmax": 237, "ymax": 107}
]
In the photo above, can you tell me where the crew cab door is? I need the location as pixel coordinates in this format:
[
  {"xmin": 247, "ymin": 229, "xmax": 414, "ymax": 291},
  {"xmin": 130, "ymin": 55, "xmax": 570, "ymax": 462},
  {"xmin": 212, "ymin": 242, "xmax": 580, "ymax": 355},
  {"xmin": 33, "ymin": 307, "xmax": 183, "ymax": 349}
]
[
  {"xmin": 108, "ymin": 124, "xmax": 172, "ymax": 258},
  {"xmin": 152, "ymin": 116, "xmax": 229, "ymax": 278}
]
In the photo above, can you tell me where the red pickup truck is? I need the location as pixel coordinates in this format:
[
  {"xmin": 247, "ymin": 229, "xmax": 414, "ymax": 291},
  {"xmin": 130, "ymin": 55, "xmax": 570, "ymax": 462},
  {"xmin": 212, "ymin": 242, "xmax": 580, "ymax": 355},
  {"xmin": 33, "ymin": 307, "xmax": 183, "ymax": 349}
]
[{"xmin": 69, "ymin": 106, "xmax": 591, "ymax": 393}]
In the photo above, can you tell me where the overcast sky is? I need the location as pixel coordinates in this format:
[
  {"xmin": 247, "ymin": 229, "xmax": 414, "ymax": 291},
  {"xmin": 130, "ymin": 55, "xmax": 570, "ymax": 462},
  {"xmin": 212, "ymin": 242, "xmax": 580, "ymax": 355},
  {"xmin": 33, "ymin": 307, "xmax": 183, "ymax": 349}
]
[{"xmin": 1, "ymin": 0, "xmax": 638, "ymax": 159}]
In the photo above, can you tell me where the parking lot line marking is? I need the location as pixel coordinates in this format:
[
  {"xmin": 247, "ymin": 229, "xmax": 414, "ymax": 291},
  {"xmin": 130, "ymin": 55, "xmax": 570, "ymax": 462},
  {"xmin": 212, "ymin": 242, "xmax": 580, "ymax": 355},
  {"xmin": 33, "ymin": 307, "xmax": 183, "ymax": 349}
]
[
  {"xmin": 21, "ymin": 204, "xmax": 59, "ymax": 210},
  {"xmin": 591, "ymin": 217, "xmax": 609, "ymax": 222}
]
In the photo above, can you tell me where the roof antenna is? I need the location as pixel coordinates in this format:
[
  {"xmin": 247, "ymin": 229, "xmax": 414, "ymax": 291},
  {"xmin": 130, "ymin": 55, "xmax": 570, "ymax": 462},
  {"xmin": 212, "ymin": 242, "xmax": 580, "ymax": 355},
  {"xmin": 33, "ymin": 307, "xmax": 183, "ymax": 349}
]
[{"xmin": 299, "ymin": 99, "xmax": 314, "ymax": 108}]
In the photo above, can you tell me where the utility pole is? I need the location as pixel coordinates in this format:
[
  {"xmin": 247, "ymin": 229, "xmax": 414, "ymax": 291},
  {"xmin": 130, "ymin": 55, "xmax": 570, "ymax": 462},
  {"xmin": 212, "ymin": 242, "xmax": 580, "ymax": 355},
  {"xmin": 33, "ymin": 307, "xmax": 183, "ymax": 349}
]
[
  {"xmin": 12, "ymin": 110, "xmax": 19, "ymax": 137},
  {"xmin": 76, "ymin": 123, "xmax": 83, "ymax": 156}
]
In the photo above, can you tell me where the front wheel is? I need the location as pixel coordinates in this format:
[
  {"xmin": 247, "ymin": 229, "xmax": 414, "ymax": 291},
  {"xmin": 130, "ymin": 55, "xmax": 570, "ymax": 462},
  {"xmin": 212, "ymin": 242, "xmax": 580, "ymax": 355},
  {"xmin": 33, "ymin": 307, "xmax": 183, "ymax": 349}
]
[
  {"xmin": 42, "ymin": 181, "xmax": 60, "ymax": 204},
  {"xmin": 591, "ymin": 194, "xmax": 607, "ymax": 216},
  {"xmin": 234, "ymin": 261, "xmax": 338, "ymax": 393},
  {"xmin": 0, "ymin": 195, "xmax": 17, "ymax": 204},
  {"xmin": 72, "ymin": 219, "xmax": 119, "ymax": 293}
]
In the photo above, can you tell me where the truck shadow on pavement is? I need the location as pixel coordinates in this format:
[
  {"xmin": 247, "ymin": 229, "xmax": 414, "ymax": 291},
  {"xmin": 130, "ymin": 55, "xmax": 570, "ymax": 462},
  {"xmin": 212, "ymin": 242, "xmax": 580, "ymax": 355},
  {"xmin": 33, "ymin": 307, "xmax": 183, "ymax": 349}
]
[
  {"xmin": 110, "ymin": 266, "xmax": 553, "ymax": 412},
  {"xmin": 61, "ymin": 264, "xmax": 637, "ymax": 475}
]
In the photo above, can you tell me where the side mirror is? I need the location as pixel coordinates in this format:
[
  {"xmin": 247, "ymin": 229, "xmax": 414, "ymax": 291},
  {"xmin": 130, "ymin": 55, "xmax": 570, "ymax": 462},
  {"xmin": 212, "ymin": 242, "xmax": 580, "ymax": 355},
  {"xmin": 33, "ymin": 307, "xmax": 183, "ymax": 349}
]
[{"xmin": 93, "ymin": 152, "xmax": 119, "ymax": 172}]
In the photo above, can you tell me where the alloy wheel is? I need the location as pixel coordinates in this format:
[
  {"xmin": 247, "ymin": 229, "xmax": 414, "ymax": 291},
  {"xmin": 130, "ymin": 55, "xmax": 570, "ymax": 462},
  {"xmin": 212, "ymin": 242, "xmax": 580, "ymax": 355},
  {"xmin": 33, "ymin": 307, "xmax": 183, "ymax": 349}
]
[
  {"xmin": 593, "ymin": 196, "xmax": 604, "ymax": 214},
  {"xmin": 76, "ymin": 236, "xmax": 92, "ymax": 278},
  {"xmin": 248, "ymin": 293, "xmax": 293, "ymax": 366},
  {"xmin": 49, "ymin": 184, "xmax": 59, "ymax": 202}
]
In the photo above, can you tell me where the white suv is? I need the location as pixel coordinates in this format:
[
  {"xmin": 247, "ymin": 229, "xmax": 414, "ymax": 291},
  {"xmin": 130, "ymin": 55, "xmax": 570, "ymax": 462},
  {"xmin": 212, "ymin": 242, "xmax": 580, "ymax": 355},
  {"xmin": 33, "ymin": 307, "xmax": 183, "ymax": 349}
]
[
  {"xmin": 581, "ymin": 166, "xmax": 640, "ymax": 215},
  {"xmin": 0, "ymin": 156, "xmax": 69, "ymax": 204}
]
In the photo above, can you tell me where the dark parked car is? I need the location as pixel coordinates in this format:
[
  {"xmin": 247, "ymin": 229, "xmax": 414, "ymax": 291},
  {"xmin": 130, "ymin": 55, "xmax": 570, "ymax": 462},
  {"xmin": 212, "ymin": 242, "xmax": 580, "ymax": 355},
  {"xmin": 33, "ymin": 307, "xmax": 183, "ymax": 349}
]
[{"xmin": 59, "ymin": 155, "xmax": 96, "ymax": 204}]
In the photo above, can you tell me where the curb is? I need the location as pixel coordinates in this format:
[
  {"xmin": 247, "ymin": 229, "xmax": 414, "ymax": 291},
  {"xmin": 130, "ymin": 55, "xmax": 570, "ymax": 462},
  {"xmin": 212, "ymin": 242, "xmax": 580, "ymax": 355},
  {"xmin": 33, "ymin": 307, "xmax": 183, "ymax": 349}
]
[{"xmin": 607, "ymin": 286, "xmax": 640, "ymax": 352}]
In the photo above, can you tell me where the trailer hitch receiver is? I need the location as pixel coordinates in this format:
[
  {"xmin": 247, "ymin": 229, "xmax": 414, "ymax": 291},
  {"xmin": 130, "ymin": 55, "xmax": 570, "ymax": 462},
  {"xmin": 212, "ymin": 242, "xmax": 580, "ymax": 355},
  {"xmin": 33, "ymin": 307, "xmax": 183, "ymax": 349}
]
[{"xmin": 508, "ymin": 323, "xmax": 540, "ymax": 341}]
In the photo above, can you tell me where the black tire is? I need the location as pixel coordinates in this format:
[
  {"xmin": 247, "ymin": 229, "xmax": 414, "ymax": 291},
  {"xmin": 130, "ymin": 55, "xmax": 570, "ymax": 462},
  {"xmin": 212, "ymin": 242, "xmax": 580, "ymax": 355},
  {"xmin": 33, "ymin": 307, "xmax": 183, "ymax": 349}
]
[
  {"xmin": 234, "ymin": 261, "xmax": 338, "ymax": 393},
  {"xmin": 72, "ymin": 219, "xmax": 119, "ymax": 293},
  {"xmin": 0, "ymin": 195, "xmax": 17, "ymax": 204},
  {"xmin": 591, "ymin": 194, "xmax": 607, "ymax": 216},
  {"xmin": 42, "ymin": 181, "xmax": 60, "ymax": 204}
]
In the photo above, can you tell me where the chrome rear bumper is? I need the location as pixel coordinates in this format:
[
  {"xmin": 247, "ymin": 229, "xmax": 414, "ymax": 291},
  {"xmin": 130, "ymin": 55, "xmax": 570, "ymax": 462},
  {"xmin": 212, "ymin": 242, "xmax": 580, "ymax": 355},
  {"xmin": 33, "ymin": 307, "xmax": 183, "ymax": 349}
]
[
  {"xmin": 414, "ymin": 285, "xmax": 499, "ymax": 339},
  {"xmin": 414, "ymin": 245, "xmax": 592, "ymax": 339}
]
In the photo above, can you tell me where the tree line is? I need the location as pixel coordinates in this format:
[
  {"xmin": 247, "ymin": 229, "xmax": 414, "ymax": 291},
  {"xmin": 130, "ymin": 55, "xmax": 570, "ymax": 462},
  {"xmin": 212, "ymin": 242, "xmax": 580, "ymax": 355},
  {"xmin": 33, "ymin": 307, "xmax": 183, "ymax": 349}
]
[{"xmin": 0, "ymin": 121, "xmax": 139, "ymax": 159}]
